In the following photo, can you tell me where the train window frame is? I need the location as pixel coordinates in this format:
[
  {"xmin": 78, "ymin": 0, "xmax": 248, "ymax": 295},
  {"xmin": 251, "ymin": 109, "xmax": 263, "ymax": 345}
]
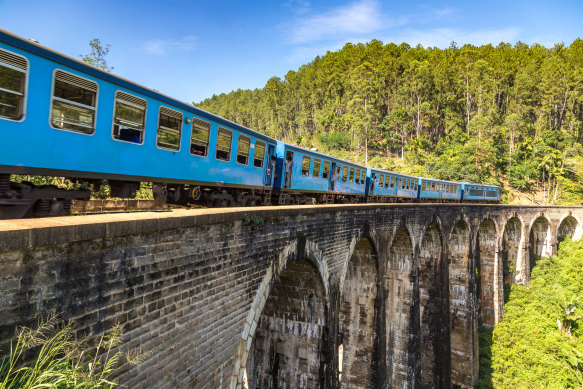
[
  {"xmin": 216, "ymin": 127, "xmax": 232, "ymax": 162},
  {"xmin": 190, "ymin": 117, "xmax": 211, "ymax": 157},
  {"xmin": 301, "ymin": 155, "xmax": 311, "ymax": 176},
  {"xmin": 236, "ymin": 134, "xmax": 251, "ymax": 165},
  {"xmin": 50, "ymin": 69, "xmax": 98, "ymax": 135},
  {"xmin": 342, "ymin": 166, "xmax": 348, "ymax": 182},
  {"xmin": 156, "ymin": 106, "xmax": 182, "ymax": 151},
  {"xmin": 111, "ymin": 91, "xmax": 146, "ymax": 145},
  {"xmin": 313, "ymin": 158, "xmax": 321, "ymax": 178},
  {"xmin": 0, "ymin": 48, "xmax": 28, "ymax": 122},
  {"xmin": 322, "ymin": 161, "xmax": 330, "ymax": 179},
  {"xmin": 253, "ymin": 140, "xmax": 266, "ymax": 168}
]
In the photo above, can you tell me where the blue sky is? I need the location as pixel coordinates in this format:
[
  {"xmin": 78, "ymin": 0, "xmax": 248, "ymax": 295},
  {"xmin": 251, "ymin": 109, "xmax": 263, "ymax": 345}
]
[{"xmin": 1, "ymin": 0, "xmax": 582, "ymax": 103}]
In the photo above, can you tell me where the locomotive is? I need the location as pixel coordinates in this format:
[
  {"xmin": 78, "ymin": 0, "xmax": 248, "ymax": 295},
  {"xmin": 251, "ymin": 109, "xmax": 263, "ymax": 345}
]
[{"xmin": 0, "ymin": 28, "xmax": 501, "ymax": 219}]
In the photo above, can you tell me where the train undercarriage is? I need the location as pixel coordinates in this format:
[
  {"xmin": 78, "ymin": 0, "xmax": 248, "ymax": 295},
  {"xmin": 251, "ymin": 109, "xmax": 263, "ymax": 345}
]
[{"xmin": 0, "ymin": 175, "xmax": 490, "ymax": 220}]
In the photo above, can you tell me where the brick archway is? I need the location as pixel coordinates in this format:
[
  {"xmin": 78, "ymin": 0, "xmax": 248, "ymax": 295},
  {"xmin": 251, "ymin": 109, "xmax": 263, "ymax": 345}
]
[
  {"xmin": 419, "ymin": 222, "xmax": 444, "ymax": 386},
  {"xmin": 338, "ymin": 237, "xmax": 380, "ymax": 387},
  {"xmin": 385, "ymin": 226, "xmax": 415, "ymax": 387}
]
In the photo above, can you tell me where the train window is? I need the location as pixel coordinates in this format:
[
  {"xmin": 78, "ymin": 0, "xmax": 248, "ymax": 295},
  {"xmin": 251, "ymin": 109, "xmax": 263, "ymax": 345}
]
[
  {"xmin": 422, "ymin": 182, "xmax": 426, "ymax": 191},
  {"xmin": 349, "ymin": 167, "xmax": 355, "ymax": 183},
  {"xmin": 313, "ymin": 158, "xmax": 321, "ymax": 178},
  {"xmin": 156, "ymin": 107, "xmax": 182, "ymax": 150},
  {"xmin": 322, "ymin": 161, "xmax": 330, "ymax": 179},
  {"xmin": 390, "ymin": 177, "xmax": 395, "ymax": 188},
  {"xmin": 216, "ymin": 127, "xmax": 232, "ymax": 161},
  {"xmin": 0, "ymin": 49, "xmax": 27, "ymax": 121},
  {"xmin": 430, "ymin": 182, "xmax": 435, "ymax": 191},
  {"xmin": 301, "ymin": 156, "xmax": 311, "ymax": 176},
  {"xmin": 254, "ymin": 141, "xmax": 265, "ymax": 168},
  {"xmin": 190, "ymin": 117, "xmax": 210, "ymax": 157},
  {"xmin": 236, "ymin": 135, "xmax": 250, "ymax": 165},
  {"xmin": 379, "ymin": 175, "xmax": 384, "ymax": 187},
  {"xmin": 342, "ymin": 166, "xmax": 348, "ymax": 182},
  {"xmin": 51, "ymin": 70, "xmax": 97, "ymax": 134},
  {"xmin": 112, "ymin": 91, "xmax": 146, "ymax": 144},
  {"xmin": 360, "ymin": 170, "xmax": 365, "ymax": 185}
]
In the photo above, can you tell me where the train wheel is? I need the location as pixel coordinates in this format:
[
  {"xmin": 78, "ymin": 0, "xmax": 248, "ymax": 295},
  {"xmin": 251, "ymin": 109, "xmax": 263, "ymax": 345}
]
[{"xmin": 34, "ymin": 199, "xmax": 51, "ymax": 217}]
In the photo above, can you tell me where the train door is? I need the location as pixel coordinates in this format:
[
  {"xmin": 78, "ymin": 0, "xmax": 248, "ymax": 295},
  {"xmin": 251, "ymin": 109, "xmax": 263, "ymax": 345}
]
[
  {"xmin": 328, "ymin": 162, "xmax": 337, "ymax": 191},
  {"xmin": 264, "ymin": 144, "xmax": 276, "ymax": 186},
  {"xmin": 283, "ymin": 151, "xmax": 294, "ymax": 188}
]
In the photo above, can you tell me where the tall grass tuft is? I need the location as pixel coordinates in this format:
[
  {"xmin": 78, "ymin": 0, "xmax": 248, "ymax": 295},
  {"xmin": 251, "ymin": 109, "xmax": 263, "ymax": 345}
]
[{"xmin": 0, "ymin": 316, "xmax": 144, "ymax": 389}]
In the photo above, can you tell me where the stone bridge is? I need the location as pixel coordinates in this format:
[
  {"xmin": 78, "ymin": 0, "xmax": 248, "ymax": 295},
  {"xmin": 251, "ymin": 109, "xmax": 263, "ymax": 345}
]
[{"xmin": 0, "ymin": 204, "xmax": 582, "ymax": 388}]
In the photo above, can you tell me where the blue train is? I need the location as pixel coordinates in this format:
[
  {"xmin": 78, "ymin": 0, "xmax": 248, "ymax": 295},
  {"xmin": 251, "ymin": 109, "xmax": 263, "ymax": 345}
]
[{"xmin": 0, "ymin": 28, "xmax": 501, "ymax": 218}]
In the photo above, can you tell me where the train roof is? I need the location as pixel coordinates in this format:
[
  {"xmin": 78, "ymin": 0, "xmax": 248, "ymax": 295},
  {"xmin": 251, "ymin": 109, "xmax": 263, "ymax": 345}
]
[
  {"xmin": 283, "ymin": 143, "xmax": 367, "ymax": 168},
  {"xmin": 0, "ymin": 28, "xmax": 277, "ymax": 144},
  {"xmin": 369, "ymin": 167, "xmax": 420, "ymax": 180},
  {"xmin": 461, "ymin": 182, "xmax": 501, "ymax": 189}
]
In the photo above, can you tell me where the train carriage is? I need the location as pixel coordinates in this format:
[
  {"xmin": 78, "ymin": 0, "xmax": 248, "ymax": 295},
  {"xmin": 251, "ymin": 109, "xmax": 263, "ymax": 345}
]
[
  {"xmin": 366, "ymin": 168, "xmax": 419, "ymax": 201},
  {"xmin": 419, "ymin": 177, "xmax": 462, "ymax": 202},
  {"xmin": 461, "ymin": 183, "xmax": 502, "ymax": 202},
  {"xmin": 274, "ymin": 142, "xmax": 367, "ymax": 204},
  {"xmin": 0, "ymin": 28, "xmax": 279, "ymax": 217}
]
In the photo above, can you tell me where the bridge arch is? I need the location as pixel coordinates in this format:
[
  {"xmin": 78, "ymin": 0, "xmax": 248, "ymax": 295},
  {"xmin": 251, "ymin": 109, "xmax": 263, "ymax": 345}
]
[
  {"xmin": 418, "ymin": 220, "xmax": 444, "ymax": 386},
  {"xmin": 476, "ymin": 219, "xmax": 498, "ymax": 325},
  {"xmin": 501, "ymin": 216, "xmax": 523, "ymax": 287},
  {"xmin": 231, "ymin": 238, "xmax": 330, "ymax": 388},
  {"xmin": 385, "ymin": 226, "xmax": 416, "ymax": 387},
  {"xmin": 528, "ymin": 215, "xmax": 552, "ymax": 275},
  {"xmin": 558, "ymin": 214, "xmax": 581, "ymax": 241},
  {"xmin": 338, "ymin": 236, "xmax": 380, "ymax": 387}
]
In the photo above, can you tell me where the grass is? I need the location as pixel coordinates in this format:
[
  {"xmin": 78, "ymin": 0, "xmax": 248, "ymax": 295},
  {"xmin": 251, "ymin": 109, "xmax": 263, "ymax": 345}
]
[{"xmin": 0, "ymin": 316, "xmax": 146, "ymax": 389}]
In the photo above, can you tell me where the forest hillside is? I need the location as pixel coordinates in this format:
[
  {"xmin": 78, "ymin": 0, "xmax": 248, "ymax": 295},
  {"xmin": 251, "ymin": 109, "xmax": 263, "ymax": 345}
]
[{"xmin": 197, "ymin": 40, "xmax": 583, "ymax": 204}]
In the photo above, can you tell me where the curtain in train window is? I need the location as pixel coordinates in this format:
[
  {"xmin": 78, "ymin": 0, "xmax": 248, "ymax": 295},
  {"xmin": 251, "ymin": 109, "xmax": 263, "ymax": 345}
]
[
  {"xmin": 51, "ymin": 70, "xmax": 97, "ymax": 134},
  {"xmin": 112, "ymin": 91, "xmax": 146, "ymax": 143},
  {"xmin": 0, "ymin": 49, "xmax": 27, "ymax": 121},
  {"xmin": 254, "ymin": 141, "xmax": 265, "ymax": 168},
  {"xmin": 322, "ymin": 161, "xmax": 330, "ymax": 179},
  {"xmin": 216, "ymin": 127, "xmax": 232, "ymax": 161},
  {"xmin": 190, "ymin": 117, "xmax": 210, "ymax": 156},
  {"xmin": 313, "ymin": 158, "xmax": 321, "ymax": 178},
  {"xmin": 156, "ymin": 107, "xmax": 182, "ymax": 151},
  {"xmin": 301, "ymin": 155, "xmax": 311, "ymax": 176},
  {"xmin": 236, "ymin": 135, "xmax": 250, "ymax": 165}
]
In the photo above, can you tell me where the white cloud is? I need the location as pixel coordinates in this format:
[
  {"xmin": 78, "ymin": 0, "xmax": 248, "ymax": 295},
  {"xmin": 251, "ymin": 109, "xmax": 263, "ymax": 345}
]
[
  {"xmin": 286, "ymin": 0, "xmax": 387, "ymax": 44},
  {"xmin": 143, "ymin": 35, "xmax": 198, "ymax": 55}
]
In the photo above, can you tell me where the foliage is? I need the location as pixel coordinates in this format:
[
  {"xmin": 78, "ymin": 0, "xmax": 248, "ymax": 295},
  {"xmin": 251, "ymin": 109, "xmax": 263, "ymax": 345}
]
[
  {"xmin": 80, "ymin": 39, "xmax": 113, "ymax": 72},
  {"xmin": 0, "ymin": 316, "xmax": 144, "ymax": 389},
  {"xmin": 10, "ymin": 175, "xmax": 154, "ymax": 200},
  {"xmin": 488, "ymin": 238, "xmax": 583, "ymax": 387},
  {"xmin": 242, "ymin": 213, "xmax": 264, "ymax": 226},
  {"xmin": 196, "ymin": 39, "xmax": 583, "ymax": 204}
]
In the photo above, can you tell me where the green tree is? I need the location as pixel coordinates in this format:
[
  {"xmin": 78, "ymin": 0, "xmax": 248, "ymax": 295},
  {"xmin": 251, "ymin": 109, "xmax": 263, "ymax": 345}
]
[{"xmin": 80, "ymin": 38, "xmax": 113, "ymax": 71}]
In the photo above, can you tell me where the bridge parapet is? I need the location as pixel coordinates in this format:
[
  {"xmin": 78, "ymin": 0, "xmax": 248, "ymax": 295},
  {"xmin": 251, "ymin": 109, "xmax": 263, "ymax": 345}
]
[{"xmin": 0, "ymin": 204, "xmax": 581, "ymax": 388}]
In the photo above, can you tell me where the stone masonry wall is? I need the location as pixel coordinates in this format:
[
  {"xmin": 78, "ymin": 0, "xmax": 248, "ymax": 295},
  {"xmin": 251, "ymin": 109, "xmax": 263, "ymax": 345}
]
[{"xmin": 0, "ymin": 205, "xmax": 582, "ymax": 389}]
